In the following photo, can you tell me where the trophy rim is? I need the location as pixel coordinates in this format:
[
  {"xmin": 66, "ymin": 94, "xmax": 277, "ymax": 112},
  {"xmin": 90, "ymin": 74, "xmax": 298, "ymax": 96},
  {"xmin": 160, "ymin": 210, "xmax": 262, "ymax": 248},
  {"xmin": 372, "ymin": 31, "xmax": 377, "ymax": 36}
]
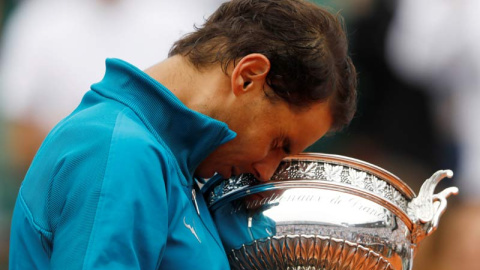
[
  {"xmin": 203, "ymin": 153, "xmax": 415, "ymax": 198},
  {"xmin": 203, "ymin": 152, "xmax": 418, "ymax": 230},
  {"xmin": 285, "ymin": 153, "xmax": 416, "ymax": 199}
]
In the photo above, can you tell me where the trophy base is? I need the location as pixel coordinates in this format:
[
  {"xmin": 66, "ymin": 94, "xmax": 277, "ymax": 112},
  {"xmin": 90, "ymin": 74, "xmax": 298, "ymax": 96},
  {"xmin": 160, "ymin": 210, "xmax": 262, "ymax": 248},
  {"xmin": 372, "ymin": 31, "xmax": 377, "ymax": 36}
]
[{"xmin": 229, "ymin": 235, "xmax": 396, "ymax": 270}]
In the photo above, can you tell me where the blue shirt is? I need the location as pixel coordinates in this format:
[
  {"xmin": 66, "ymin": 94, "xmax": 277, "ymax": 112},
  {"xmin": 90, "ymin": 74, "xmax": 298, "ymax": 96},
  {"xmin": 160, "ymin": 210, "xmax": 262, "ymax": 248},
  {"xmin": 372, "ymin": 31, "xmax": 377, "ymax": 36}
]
[{"xmin": 9, "ymin": 59, "xmax": 236, "ymax": 269}]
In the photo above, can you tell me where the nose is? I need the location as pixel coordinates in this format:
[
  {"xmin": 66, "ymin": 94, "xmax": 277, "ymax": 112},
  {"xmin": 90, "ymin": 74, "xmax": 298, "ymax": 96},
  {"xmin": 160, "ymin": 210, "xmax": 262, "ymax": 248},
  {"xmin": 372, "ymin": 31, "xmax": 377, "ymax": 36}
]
[{"xmin": 251, "ymin": 150, "xmax": 285, "ymax": 182}]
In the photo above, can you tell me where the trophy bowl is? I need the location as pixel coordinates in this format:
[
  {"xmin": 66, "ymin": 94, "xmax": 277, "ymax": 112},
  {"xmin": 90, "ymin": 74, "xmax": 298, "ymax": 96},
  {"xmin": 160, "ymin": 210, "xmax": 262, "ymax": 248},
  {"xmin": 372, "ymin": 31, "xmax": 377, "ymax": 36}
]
[{"xmin": 202, "ymin": 153, "xmax": 458, "ymax": 270}]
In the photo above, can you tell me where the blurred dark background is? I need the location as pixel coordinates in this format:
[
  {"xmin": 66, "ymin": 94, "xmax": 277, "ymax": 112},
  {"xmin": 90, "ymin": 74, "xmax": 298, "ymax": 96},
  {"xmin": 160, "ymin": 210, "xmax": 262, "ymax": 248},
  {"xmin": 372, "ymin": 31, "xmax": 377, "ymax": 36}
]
[{"xmin": 308, "ymin": 0, "xmax": 453, "ymax": 190}]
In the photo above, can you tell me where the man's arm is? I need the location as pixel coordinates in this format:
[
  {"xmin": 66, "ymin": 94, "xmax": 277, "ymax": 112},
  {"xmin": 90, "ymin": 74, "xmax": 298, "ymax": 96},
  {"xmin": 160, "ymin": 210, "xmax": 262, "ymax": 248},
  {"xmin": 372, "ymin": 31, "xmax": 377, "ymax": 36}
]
[{"xmin": 50, "ymin": 119, "xmax": 169, "ymax": 269}]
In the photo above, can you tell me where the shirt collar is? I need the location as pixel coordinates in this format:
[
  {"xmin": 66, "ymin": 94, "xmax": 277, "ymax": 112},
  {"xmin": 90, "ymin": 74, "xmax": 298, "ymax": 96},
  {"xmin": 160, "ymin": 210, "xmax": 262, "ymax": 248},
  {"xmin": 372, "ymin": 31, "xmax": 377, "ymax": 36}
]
[{"xmin": 91, "ymin": 58, "xmax": 236, "ymax": 184}]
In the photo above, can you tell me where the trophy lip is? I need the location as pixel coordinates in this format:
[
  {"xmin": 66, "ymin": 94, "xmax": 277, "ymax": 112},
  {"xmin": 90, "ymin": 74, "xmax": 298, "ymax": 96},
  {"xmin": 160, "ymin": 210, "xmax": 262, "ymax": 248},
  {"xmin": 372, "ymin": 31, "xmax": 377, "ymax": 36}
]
[
  {"xmin": 203, "ymin": 152, "xmax": 418, "ymax": 230},
  {"xmin": 290, "ymin": 152, "xmax": 416, "ymax": 199},
  {"xmin": 202, "ymin": 152, "xmax": 415, "ymax": 199}
]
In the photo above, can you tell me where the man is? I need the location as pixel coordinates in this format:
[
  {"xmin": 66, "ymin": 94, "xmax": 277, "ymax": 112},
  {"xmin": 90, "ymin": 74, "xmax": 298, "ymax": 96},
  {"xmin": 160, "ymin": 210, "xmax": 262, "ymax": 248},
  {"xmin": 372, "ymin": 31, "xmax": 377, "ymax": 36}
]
[{"xmin": 9, "ymin": 0, "xmax": 356, "ymax": 269}]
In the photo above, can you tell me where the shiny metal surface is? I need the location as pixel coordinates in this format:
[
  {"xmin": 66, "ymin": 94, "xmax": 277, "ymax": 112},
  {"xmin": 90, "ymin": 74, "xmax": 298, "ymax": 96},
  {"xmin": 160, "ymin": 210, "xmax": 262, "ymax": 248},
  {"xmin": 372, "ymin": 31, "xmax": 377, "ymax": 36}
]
[{"xmin": 203, "ymin": 153, "xmax": 458, "ymax": 270}]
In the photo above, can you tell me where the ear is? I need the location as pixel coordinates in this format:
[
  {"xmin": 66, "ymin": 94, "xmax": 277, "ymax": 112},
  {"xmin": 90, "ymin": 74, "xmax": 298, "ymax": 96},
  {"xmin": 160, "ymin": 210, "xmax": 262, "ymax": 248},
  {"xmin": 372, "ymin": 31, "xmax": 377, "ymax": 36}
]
[{"xmin": 230, "ymin": 53, "xmax": 271, "ymax": 96}]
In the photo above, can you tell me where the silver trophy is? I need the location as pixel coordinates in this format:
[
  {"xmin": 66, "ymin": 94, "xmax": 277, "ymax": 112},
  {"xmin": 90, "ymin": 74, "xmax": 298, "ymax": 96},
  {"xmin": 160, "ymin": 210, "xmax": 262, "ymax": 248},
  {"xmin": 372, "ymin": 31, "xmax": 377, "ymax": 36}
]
[{"xmin": 202, "ymin": 153, "xmax": 458, "ymax": 270}]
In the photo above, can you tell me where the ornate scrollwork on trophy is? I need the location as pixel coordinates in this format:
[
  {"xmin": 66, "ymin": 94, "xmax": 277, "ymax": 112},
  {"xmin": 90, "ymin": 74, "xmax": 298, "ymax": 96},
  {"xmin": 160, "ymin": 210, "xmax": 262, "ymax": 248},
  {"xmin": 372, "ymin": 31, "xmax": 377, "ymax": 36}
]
[{"xmin": 229, "ymin": 236, "xmax": 395, "ymax": 270}]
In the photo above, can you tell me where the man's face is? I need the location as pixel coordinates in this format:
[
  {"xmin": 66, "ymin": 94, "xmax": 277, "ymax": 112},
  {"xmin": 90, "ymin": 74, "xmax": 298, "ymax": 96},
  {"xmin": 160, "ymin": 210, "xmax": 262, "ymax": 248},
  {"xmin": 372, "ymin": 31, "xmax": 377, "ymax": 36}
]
[{"xmin": 196, "ymin": 93, "xmax": 332, "ymax": 182}]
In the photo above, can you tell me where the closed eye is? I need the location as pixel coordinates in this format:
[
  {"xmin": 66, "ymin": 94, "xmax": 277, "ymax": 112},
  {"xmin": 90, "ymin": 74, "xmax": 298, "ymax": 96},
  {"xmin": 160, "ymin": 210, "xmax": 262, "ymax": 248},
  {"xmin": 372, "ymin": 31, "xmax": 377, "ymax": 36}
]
[
  {"xmin": 272, "ymin": 138, "xmax": 291, "ymax": 155},
  {"xmin": 282, "ymin": 138, "xmax": 291, "ymax": 155}
]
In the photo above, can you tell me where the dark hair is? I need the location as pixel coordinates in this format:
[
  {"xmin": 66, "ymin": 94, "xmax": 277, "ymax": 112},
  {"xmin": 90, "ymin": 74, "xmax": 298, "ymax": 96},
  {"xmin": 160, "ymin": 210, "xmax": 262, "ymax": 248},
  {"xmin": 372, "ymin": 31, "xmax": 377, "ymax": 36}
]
[{"xmin": 169, "ymin": 0, "xmax": 357, "ymax": 131}]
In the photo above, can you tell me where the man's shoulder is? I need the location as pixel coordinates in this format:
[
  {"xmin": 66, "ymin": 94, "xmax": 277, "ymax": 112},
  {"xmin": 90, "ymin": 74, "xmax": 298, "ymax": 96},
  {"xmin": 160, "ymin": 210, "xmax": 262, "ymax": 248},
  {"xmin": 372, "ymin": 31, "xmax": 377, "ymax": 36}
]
[
  {"xmin": 50, "ymin": 96, "xmax": 157, "ymax": 146},
  {"xmin": 109, "ymin": 107, "xmax": 172, "ymax": 160},
  {"xmin": 36, "ymin": 97, "xmax": 170, "ymax": 168}
]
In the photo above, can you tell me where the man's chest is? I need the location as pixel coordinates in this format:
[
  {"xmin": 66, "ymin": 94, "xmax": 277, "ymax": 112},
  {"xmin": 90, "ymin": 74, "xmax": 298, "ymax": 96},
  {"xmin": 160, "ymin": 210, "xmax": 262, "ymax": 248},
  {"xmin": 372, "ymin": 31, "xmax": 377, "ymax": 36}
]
[{"xmin": 159, "ymin": 180, "xmax": 230, "ymax": 269}]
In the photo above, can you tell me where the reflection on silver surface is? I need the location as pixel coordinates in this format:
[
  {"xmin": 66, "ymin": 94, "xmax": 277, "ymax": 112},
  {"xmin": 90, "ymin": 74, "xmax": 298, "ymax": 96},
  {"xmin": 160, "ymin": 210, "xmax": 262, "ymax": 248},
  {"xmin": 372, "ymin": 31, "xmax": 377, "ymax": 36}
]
[{"xmin": 203, "ymin": 153, "xmax": 458, "ymax": 270}]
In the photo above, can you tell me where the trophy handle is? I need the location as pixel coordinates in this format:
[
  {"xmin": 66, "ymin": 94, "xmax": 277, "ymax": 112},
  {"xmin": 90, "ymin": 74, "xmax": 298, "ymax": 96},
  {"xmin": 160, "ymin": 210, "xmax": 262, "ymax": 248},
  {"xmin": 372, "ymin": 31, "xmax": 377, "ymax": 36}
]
[{"xmin": 408, "ymin": 170, "xmax": 459, "ymax": 244}]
